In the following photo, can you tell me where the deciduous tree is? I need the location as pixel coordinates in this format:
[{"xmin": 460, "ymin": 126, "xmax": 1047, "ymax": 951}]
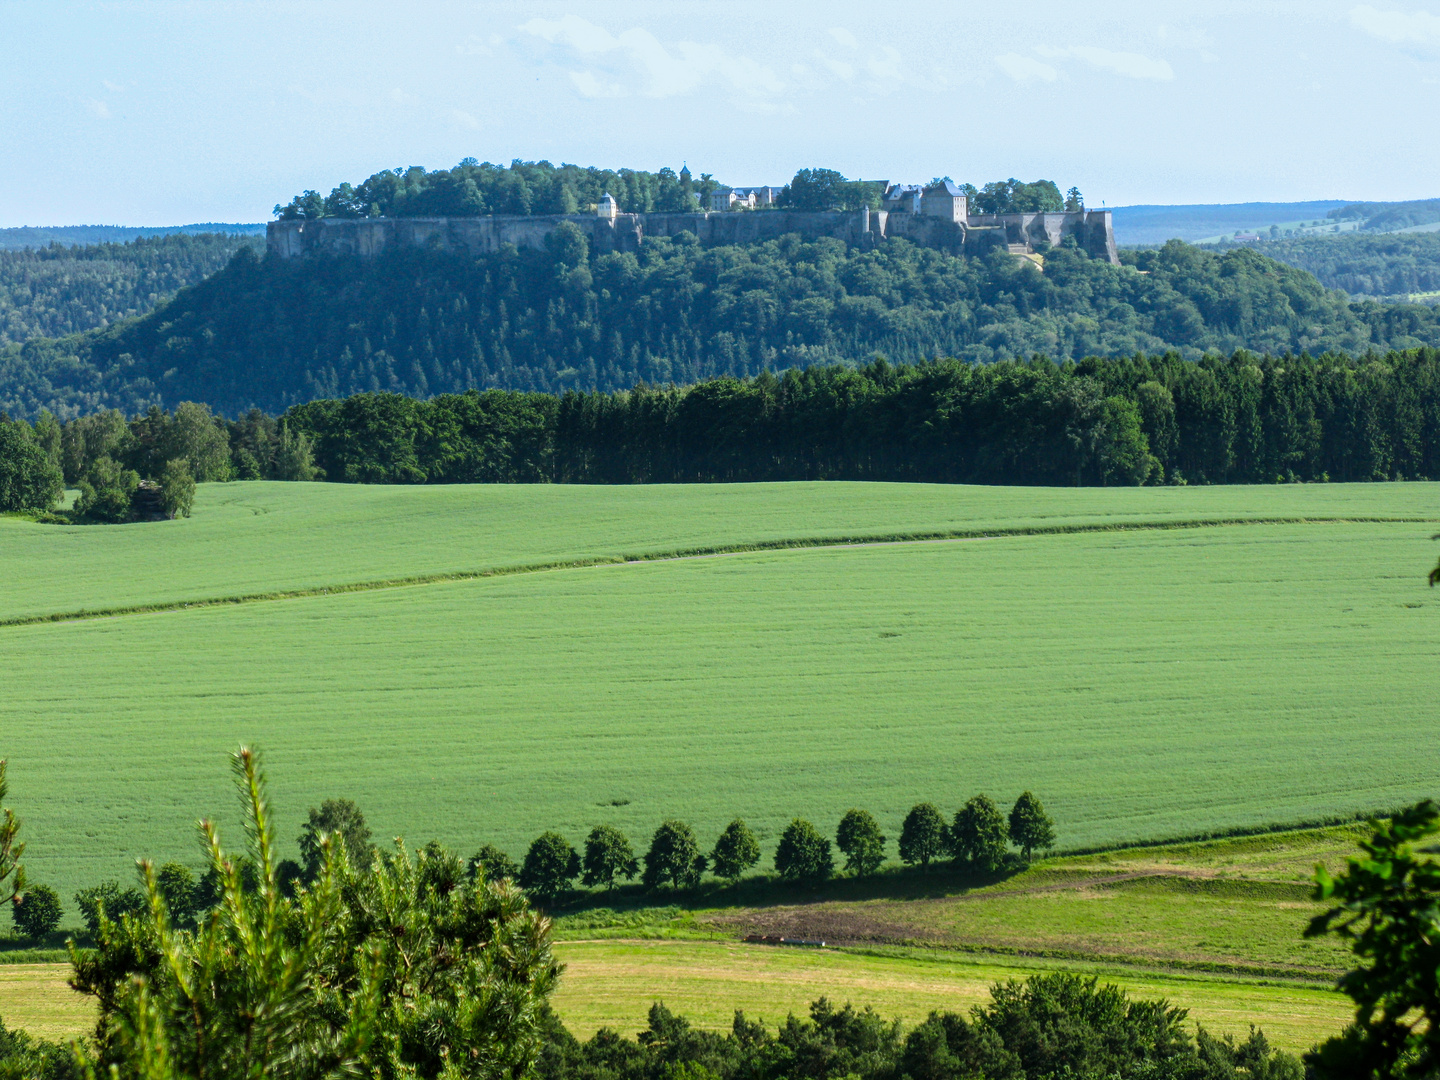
[
  {"xmin": 898, "ymin": 803, "xmax": 947, "ymax": 870},
  {"xmin": 0, "ymin": 761, "xmax": 22, "ymax": 908},
  {"xmin": 582, "ymin": 824, "xmax": 639, "ymax": 890},
  {"xmin": 709, "ymin": 819, "xmax": 761, "ymax": 884},
  {"xmin": 643, "ymin": 820, "xmax": 705, "ymax": 892},
  {"xmin": 836, "ymin": 809, "xmax": 886, "ymax": 877},
  {"xmin": 159, "ymin": 457, "xmax": 195, "ymax": 518},
  {"xmin": 1008, "ymin": 792, "xmax": 1056, "ymax": 861},
  {"xmin": 10, "ymin": 882, "xmax": 61, "ymax": 939},
  {"xmin": 1305, "ymin": 800, "xmax": 1440, "ymax": 1079},
  {"xmin": 951, "ymin": 795, "xmax": 1009, "ymax": 871},
  {"xmin": 774, "ymin": 819, "xmax": 833, "ymax": 884},
  {"xmin": 520, "ymin": 831, "xmax": 580, "ymax": 902},
  {"xmin": 297, "ymin": 797, "xmax": 373, "ymax": 882},
  {"xmin": 468, "ymin": 843, "xmax": 520, "ymax": 883}
]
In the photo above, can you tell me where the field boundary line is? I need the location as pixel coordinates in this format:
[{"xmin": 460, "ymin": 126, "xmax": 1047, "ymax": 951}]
[{"xmin": 3, "ymin": 515, "xmax": 1431, "ymax": 629}]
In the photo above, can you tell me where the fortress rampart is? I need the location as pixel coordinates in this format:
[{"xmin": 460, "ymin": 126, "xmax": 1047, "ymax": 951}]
[{"xmin": 267, "ymin": 207, "xmax": 1118, "ymax": 265}]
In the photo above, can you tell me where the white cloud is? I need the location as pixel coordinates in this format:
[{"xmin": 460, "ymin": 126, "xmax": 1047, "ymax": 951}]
[
  {"xmin": 1350, "ymin": 4, "xmax": 1440, "ymax": 42},
  {"xmin": 102, "ymin": 79, "xmax": 124, "ymax": 93},
  {"xmin": 866, "ymin": 45, "xmax": 907, "ymax": 83},
  {"xmin": 519, "ymin": 15, "xmax": 783, "ymax": 98},
  {"xmin": 84, "ymin": 98, "xmax": 111, "ymax": 118},
  {"xmin": 390, "ymin": 87, "xmax": 420, "ymax": 105},
  {"xmin": 829, "ymin": 27, "xmax": 858, "ymax": 49},
  {"xmin": 1038, "ymin": 45, "xmax": 1174, "ymax": 80},
  {"xmin": 995, "ymin": 53, "xmax": 1058, "ymax": 83},
  {"xmin": 450, "ymin": 109, "xmax": 481, "ymax": 129},
  {"xmin": 570, "ymin": 70, "xmax": 625, "ymax": 97}
]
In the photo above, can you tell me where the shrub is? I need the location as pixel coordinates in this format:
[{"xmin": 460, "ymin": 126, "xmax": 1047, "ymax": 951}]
[
  {"xmin": 836, "ymin": 808, "xmax": 886, "ymax": 877},
  {"xmin": 774, "ymin": 818, "xmax": 834, "ymax": 884},
  {"xmin": 709, "ymin": 819, "xmax": 761, "ymax": 884},
  {"xmin": 521, "ymin": 832, "xmax": 581, "ymax": 902},
  {"xmin": 898, "ymin": 803, "xmax": 947, "ymax": 869},
  {"xmin": 642, "ymin": 820, "xmax": 705, "ymax": 891},
  {"xmin": 11, "ymin": 883, "xmax": 62, "ymax": 939}
]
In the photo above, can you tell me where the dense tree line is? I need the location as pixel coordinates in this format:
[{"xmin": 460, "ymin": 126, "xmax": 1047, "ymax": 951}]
[
  {"xmin": 0, "ymin": 233, "xmax": 261, "ymax": 346},
  {"xmin": 229, "ymin": 349, "xmax": 1440, "ymax": 486},
  {"xmin": 11, "ymin": 229, "xmax": 1440, "ymax": 420},
  {"xmin": 7, "ymin": 346, "xmax": 1440, "ymax": 511},
  {"xmin": 1204, "ymin": 232, "xmax": 1440, "ymax": 300}
]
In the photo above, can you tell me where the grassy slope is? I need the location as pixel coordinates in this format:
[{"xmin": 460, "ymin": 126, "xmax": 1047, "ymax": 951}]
[
  {"xmin": 3, "ymin": 497, "xmax": 1437, "ymax": 905},
  {"xmin": 1, "ymin": 480, "xmax": 1435, "ymax": 623}
]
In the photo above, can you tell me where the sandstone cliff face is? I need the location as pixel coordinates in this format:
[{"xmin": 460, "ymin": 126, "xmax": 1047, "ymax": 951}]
[{"xmin": 267, "ymin": 207, "xmax": 1118, "ymax": 265}]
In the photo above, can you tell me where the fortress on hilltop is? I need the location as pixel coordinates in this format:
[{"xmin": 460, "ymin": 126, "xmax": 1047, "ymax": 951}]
[{"xmin": 267, "ymin": 179, "xmax": 1119, "ymax": 265}]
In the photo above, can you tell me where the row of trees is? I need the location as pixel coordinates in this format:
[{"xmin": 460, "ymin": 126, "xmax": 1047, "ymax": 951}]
[
  {"xmin": 473, "ymin": 793, "xmax": 1054, "ymax": 903},
  {"xmin": 14, "ymin": 226, "xmax": 1440, "ymax": 420},
  {"xmin": 9, "ymin": 794, "xmax": 1052, "ymax": 939}
]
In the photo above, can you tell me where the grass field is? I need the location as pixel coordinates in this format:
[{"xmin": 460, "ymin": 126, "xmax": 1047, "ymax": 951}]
[
  {"xmin": 1, "ymin": 481, "xmax": 1437, "ymax": 907},
  {"xmin": 1, "ymin": 479, "xmax": 1435, "ymax": 623}
]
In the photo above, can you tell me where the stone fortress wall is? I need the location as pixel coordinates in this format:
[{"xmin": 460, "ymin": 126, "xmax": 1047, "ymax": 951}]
[{"xmin": 267, "ymin": 197, "xmax": 1118, "ymax": 266}]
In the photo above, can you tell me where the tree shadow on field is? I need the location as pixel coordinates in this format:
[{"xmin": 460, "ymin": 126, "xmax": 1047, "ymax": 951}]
[{"xmin": 542, "ymin": 857, "xmax": 1027, "ymax": 923}]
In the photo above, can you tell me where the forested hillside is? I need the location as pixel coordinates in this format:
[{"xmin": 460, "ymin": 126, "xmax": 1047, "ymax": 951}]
[
  {"xmin": 0, "ymin": 232, "xmax": 262, "ymax": 346},
  {"xmin": 6, "ymin": 230, "xmax": 1440, "ymax": 420},
  {"xmin": 1201, "ymin": 231, "xmax": 1440, "ymax": 300}
]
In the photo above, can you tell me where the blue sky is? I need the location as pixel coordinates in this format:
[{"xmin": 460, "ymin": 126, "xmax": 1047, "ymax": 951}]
[{"xmin": 3, "ymin": 0, "xmax": 1439, "ymax": 226}]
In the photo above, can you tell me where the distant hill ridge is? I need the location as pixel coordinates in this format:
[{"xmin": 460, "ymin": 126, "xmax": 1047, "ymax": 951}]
[{"xmin": 0, "ymin": 223, "xmax": 265, "ymax": 252}]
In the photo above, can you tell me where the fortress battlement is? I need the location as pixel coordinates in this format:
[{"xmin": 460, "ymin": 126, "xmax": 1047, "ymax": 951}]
[{"xmin": 268, "ymin": 203, "xmax": 1117, "ymax": 266}]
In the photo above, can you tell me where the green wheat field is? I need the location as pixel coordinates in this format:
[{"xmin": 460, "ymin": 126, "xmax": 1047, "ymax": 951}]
[{"xmin": 2, "ymin": 480, "xmax": 1438, "ymax": 907}]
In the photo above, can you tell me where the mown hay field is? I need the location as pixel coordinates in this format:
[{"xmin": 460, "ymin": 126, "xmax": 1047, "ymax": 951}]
[
  {"xmin": 1, "ymin": 481, "xmax": 1437, "ymax": 906},
  {"xmin": 0, "ymin": 942, "xmax": 1352, "ymax": 1055}
]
